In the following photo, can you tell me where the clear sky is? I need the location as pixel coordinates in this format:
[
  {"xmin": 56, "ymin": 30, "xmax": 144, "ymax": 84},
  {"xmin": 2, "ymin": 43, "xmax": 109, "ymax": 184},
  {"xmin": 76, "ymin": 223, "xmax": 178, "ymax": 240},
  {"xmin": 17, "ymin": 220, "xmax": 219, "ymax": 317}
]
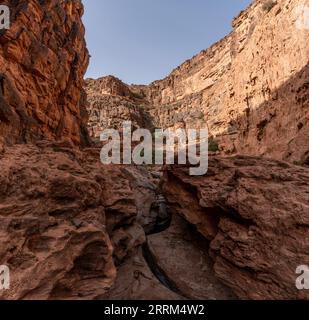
[{"xmin": 83, "ymin": 0, "xmax": 252, "ymax": 84}]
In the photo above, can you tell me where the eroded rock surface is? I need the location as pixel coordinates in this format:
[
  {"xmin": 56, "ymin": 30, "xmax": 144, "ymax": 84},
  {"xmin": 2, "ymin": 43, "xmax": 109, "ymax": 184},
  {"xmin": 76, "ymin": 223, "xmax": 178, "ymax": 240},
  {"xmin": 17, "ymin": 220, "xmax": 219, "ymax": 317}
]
[
  {"xmin": 104, "ymin": 247, "xmax": 184, "ymax": 300},
  {"xmin": 163, "ymin": 156, "xmax": 309, "ymax": 299},
  {"xmin": 147, "ymin": 215, "xmax": 236, "ymax": 300},
  {"xmin": 86, "ymin": 0, "xmax": 309, "ymax": 164},
  {"xmin": 1, "ymin": 0, "xmax": 308, "ymax": 301},
  {"xmin": 86, "ymin": 76, "xmax": 154, "ymax": 138},
  {"xmin": 0, "ymin": 0, "xmax": 89, "ymax": 146},
  {"xmin": 0, "ymin": 142, "xmax": 147, "ymax": 300}
]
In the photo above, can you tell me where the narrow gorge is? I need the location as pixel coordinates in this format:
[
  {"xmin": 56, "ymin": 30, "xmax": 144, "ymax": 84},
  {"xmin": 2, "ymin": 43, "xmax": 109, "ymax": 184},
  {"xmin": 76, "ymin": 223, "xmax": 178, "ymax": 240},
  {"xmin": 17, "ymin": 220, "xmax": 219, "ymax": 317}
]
[{"xmin": 0, "ymin": 0, "xmax": 308, "ymax": 300}]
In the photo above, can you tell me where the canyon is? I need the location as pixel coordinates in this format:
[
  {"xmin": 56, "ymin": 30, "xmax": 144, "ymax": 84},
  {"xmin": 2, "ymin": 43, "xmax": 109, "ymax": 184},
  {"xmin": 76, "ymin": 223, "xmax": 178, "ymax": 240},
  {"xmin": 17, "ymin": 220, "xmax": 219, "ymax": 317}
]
[
  {"xmin": 0, "ymin": 0, "xmax": 308, "ymax": 300},
  {"xmin": 87, "ymin": 0, "xmax": 309, "ymax": 165}
]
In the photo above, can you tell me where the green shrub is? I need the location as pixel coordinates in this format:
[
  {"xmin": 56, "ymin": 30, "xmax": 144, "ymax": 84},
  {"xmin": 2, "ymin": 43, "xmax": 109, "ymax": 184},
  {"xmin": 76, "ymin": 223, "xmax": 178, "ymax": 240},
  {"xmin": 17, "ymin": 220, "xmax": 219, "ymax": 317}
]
[
  {"xmin": 208, "ymin": 139, "xmax": 220, "ymax": 152},
  {"xmin": 131, "ymin": 91, "xmax": 145, "ymax": 99}
]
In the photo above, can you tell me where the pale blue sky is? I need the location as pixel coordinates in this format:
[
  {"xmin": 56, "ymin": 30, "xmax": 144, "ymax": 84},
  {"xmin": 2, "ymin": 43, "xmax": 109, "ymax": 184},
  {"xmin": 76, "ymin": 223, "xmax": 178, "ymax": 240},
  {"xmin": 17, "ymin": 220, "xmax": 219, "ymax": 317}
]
[{"xmin": 83, "ymin": 0, "xmax": 252, "ymax": 84}]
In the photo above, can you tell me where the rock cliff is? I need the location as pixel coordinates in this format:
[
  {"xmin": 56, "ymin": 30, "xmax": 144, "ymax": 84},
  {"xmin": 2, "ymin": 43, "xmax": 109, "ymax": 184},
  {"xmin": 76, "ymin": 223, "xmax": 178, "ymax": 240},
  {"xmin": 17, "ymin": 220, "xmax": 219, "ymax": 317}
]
[
  {"xmin": 0, "ymin": 0, "xmax": 90, "ymax": 147},
  {"xmin": 84, "ymin": 0, "xmax": 309, "ymax": 300},
  {"xmin": 162, "ymin": 157, "xmax": 309, "ymax": 300},
  {"xmin": 86, "ymin": 76, "xmax": 154, "ymax": 138},
  {"xmin": 86, "ymin": 0, "xmax": 309, "ymax": 165},
  {"xmin": 0, "ymin": 0, "xmax": 308, "ymax": 301},
  {"xmin": 0, "ymin": 0, "xmax": 172, "ymax": 300}
]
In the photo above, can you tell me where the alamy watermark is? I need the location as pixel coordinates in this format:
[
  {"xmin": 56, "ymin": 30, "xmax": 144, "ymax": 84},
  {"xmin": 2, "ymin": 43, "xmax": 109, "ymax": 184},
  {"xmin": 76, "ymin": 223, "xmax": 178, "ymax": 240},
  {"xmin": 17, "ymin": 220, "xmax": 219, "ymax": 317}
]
[
  {"xmin": 295, "ymin": 3, "xmax": 309, "ymax": 30},
  {"xmin": 100, "ymin": 121, "xmax": 208, "ymax": 176},
  {"xmin": 0, "ymin": 5, "xmax": 10, "ymax": 30},
  {"xmin": 0, "ymin": 265, "xmax": 10, "ymax": 290},
  {"xmin": 296, "ymin": 265, "xmax": 309, "ymax": 290}
]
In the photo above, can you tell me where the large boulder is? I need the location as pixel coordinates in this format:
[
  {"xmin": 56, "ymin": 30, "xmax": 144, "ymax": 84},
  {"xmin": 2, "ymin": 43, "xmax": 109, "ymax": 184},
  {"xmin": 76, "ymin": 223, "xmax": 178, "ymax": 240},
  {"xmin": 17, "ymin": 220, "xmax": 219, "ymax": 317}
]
[
  {"xmin": 0, "ymin": 141, "xmax": 141, "ymax": 299},
  {"xmin": 163, "ymin": 156, "xmax": 309, "ymax": 299}
]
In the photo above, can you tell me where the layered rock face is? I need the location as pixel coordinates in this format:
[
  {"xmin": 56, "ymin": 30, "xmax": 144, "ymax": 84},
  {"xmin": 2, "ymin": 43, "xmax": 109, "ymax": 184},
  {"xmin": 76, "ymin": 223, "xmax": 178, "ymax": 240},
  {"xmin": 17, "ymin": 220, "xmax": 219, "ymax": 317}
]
[
  {"xmin": 0, "ymin": 0, "xmax": 169, "ymax": 300},
  {"xmin": 0, "ymin": 0, "xmax": 89, "ymax": 146},
  {"xmin": 0, "ymin": 0, "xmax": 111, "ymax": 300},
  {"xmin": 0, "ymin": 142, "xmax": 116, "ymax": 299},
  {"xmin": 0, "ymin": 0, "xmax": 308, "ymax": 301},
  {"xmin": 86, "ymin": 76, "xmax": 154, "ymax": 138},
  {"xmin": 84, "ymin": 0, "xmax": 309, "ymax": 300},
  {"xmin": 145, "ymin": 0, "xmax": 309, "ymax": 164},
  {"xmin": 87, "ymin": 0, "xmax": 309, "ymax": 164},
  {"xmin": 0, "ymin": 141, "xmax": 156, "ymax": 299},
  {"xmin": 162, "ymin": 157, "xmax": 309, "ymax": 300}
]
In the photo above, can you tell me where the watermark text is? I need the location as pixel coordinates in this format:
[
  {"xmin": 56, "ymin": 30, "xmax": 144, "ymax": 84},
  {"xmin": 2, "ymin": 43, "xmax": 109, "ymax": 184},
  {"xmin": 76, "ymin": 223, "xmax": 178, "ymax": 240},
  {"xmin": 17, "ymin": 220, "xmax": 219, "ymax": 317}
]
[
  {"xmin": 295, "ymin": 4, "xmax": 309, "ymax": 30},
  {"xmin": 100, "ymin": 122, "xmax": 208, "ymax": 176},
  {"xmin": 0, "ymin": 5, "xmax": 10, "ymax": 30},
  {"xmin": 296, "ymin": 265, "xmax": 309, "ymax": 290},
  {"xmin": 0, "ymin": 265, "xmax": 10, "ymax": 290}
]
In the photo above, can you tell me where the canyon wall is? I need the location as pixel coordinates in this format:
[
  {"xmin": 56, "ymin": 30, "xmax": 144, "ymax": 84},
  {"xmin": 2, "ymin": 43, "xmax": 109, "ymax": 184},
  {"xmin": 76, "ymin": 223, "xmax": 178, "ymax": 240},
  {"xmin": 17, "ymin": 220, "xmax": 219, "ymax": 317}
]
[
  {"xmin": 0, "ymin": 0, "xmax": 167, "ymax": 299},
  {"xmin": 163, "ymin": 158, "xmax": 309, "ymax": 300},
  {"xmin": 84, "ymin": 0, "xmax": 309, "ymax": 299},
  {"xmin": 86, "ymin": 76, "xmax": 154, "ymax": 138},
  {"xmin": 144, "ymin": 0, "xmax": 309, "ymax": 164},
  {"xmin": 87, "ymin": 0, "xmax": 309, "ymax": 165},
  {"xmin": 0, "ymin": 0, "xmax": 90, "ymax": 147},
  {"xmin": 0, "ymin": 0, "xmax": 308, "ymax": 300}
]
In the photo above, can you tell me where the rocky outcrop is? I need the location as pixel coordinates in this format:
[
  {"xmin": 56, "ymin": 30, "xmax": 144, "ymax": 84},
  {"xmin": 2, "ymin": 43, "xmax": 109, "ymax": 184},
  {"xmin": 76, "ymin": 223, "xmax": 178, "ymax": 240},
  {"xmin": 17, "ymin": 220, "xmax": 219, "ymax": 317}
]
[
  {"xmin": 1, "ymin": 0, "xmax": 308, "ymax": 301},
  {"xmin": 0, "ymin": 0, "xmax": 89, "ymax": 147},
  {"xmin": 0, "ymin": 0, "xmax": 163, "ymax": 300},
  {"xmin": 86, "ymin": 76, "xmax": 154, "ymax": 138},
  {"xmin": 0, "ymin": 141, "xmax": 145, "ymax": 299},
  {"xmin": 86, "ymin": 0, "xmax": 309, "ymax": 164},
  {"xmin": 162, "ymin": 156, "xmax": 309, "ymax": 300},
  {"xmin": 145, "ymin": 0, "xmax": 309, "ymax": 164}
]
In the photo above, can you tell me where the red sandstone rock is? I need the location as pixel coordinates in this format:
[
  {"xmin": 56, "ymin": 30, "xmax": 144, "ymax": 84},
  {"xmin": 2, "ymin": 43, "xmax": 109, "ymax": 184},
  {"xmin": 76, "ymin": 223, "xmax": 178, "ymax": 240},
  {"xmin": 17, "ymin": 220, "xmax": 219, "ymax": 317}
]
[
  {"xmin": 0, "ymin": 0, "xmax": 89, "ymax": 146},
  {"xmin": 104, "ymin": 247, "xmax": 185, "ymax": 300},
  {"xmin": 163, "ymin": 156, "xmax": 309, "ymax": 299},
  {"xmin": 0, "ymin": 137, "xmax": 171, "ymax": 300},
  {"xmin": 86, "ymin": 0, "xmax": 309, "ymax": 165},
  {"xmin": 85, "ymin": 76, "xmax": 153, "ymax": 137},
  {"xmin": 147, "ymin": 214, "xmax": 236, "ymax": 300},
  {"xmin": 1, "ymin": 0, "xmax": 308, "ymax": 301},
  {"xmin": 0, "ymin": 141, "xmax": 154, "ymax": 299}
]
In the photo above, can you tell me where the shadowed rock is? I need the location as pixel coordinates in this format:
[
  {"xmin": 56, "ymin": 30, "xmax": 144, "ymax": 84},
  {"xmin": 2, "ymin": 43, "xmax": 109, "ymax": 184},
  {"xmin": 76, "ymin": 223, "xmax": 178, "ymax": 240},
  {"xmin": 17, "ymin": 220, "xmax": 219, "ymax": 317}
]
[{"xmin": 163, "ymin": 156, "xmax": 309, "ymax": 299}]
